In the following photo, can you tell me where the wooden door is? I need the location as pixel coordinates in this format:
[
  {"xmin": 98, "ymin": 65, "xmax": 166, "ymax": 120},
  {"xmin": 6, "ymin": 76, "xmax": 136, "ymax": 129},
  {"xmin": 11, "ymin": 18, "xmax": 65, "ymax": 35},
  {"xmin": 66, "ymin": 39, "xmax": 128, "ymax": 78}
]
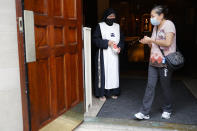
[{"xmin": 24, "ymin": 0, "xmax": 83, "ymax": 130}]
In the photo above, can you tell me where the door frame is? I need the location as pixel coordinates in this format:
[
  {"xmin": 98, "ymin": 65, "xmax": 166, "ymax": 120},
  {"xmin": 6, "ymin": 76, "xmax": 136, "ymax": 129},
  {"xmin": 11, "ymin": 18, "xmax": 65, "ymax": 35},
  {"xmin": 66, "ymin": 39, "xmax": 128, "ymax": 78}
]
[{"xmin": 15, "ymin": 0, "xmax": 30, "ymax": 131}]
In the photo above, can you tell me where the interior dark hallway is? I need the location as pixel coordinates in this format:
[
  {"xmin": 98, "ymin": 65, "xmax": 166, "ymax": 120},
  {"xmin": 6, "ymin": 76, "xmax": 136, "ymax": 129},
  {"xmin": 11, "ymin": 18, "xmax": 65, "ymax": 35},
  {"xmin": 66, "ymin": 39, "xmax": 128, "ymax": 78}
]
[
  {"xmin": 83, "ymin": 0, "xmax": 197, "ymax": 79},
  {"xmin": 82, "ymin": 0, "xmax": 197, "ymax": 126}
]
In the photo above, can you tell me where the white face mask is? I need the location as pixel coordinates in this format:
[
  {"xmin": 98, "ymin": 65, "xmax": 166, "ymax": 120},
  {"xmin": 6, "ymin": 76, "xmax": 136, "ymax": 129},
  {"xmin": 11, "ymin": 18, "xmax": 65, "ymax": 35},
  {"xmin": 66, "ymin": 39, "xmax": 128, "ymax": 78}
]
[{"xmin": 150, "ymin": 17, "xmax": 160, "ymax": 26}]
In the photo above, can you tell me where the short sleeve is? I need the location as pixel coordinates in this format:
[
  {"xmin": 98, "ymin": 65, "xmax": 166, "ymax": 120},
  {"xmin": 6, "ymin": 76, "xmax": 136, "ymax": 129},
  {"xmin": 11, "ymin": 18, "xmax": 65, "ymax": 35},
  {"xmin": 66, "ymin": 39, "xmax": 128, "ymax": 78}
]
[
  {"xmin": 151, "ymin": 26, "xmax": 157, "ymax": 39},
  {"xmin": 164, "ymin": 20, "xmax": 176, "ymax": 34}
]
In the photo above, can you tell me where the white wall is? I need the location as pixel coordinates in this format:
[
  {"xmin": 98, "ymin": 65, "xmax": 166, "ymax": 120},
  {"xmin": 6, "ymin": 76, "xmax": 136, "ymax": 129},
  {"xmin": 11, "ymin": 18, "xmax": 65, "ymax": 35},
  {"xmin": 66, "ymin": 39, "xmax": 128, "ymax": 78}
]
[{"xmin": 0, "ymin": 0, "xmax": 23, "ymax": 131}]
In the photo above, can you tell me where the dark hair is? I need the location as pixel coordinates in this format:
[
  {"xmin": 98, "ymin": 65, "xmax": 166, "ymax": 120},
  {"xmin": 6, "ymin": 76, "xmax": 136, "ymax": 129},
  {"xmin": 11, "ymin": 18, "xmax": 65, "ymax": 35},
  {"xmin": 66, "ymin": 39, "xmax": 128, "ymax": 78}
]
[{"xmin": 152, "ymin": 5, "xmax": 170, "ymax": 19}]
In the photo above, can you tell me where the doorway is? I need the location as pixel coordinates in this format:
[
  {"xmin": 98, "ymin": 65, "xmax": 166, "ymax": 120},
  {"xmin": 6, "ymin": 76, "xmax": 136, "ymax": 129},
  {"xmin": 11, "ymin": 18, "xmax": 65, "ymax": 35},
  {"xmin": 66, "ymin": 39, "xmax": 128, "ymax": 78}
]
[
  {"xmin": 16, "ymin": 0, "xmax": 197, "ymax": 130},
  {"xmin": 82, "ymin": 0, "xmax": 197, "ymax": 128}
]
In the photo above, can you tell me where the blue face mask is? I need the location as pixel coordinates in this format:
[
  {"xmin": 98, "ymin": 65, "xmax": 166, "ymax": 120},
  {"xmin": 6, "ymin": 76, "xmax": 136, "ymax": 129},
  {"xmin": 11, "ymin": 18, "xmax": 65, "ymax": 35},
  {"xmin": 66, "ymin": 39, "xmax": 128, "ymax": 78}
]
[{"xmin": 150, "ymin": 17, "xmax": 160, "ymax": 26}]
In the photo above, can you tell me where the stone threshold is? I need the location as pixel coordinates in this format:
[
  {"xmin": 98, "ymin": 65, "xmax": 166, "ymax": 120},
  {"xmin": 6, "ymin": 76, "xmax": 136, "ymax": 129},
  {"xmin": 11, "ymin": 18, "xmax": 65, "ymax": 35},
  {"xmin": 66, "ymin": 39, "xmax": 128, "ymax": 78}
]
[{"xmin": 80, "ymin": 117, "xmax": 197, "ymax": 131}]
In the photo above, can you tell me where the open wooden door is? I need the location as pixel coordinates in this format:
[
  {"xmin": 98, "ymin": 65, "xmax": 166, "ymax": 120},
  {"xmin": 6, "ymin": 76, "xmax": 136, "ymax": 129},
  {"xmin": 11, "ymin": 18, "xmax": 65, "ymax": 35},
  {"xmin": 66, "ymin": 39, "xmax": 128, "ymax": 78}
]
[{"xmin": 23, "ymin": 0, "xmax": 84, "ymax": 130}]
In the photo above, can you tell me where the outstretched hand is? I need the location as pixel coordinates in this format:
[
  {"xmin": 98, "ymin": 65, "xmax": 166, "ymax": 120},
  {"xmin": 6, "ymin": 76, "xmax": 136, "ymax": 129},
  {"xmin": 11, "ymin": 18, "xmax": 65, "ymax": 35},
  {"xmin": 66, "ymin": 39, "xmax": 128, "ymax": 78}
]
[{"xmin": 139, "ymin": 36, "xmax": 153, "ymax": 44}]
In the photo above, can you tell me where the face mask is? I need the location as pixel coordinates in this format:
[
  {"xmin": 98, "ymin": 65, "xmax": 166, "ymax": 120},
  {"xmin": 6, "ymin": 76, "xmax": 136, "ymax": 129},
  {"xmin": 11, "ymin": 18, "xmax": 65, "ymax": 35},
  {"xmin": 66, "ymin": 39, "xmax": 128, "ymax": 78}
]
[
  {"xmin": 150, "ymin": 17, "xmax": 160, "ymax": 26},
  {"xmin": 105, "ymin": 18, "xmax": 115, "ymax": 26}
]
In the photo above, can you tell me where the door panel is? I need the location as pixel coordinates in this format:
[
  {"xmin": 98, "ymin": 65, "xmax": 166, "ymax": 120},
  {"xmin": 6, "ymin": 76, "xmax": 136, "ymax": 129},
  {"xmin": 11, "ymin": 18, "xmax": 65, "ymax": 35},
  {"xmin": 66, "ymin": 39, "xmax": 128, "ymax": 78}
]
[
  {"xmin": 56, "ymin": 56, "xmax": 66, "ymax": 113},
  {"xmin": 70, "ymin": 54, "xmax": 79, "ymax": 106},
  {"xmin": 65, "ymin": 0, "xmax": 77, "ymax": 18},
  {"xmin": 36, "ymin": 60, "xmax": 51, "ymax": 123},
  {"xmin": 24, "ymin": 0, "xmax": 83, "ymax": 130},
  {"xmin": 53, "ymin": 0, "xmax": 63, "ymax": 17}
]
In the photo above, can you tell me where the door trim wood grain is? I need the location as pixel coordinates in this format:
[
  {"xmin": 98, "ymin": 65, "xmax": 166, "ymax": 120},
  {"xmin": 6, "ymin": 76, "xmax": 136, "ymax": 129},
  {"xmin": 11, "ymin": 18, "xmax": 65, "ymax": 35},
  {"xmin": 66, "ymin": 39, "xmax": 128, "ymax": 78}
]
[{"xmin": 15, "ymin": 0, "xmax": 30, "ymax": 131}]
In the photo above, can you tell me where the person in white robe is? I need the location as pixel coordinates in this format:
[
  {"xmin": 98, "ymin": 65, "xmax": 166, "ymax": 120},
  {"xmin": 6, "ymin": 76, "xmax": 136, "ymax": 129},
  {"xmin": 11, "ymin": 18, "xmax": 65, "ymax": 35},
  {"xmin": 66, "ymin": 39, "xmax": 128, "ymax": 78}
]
[{"xmin": 93, "ymin": 8, "xmax": 124, "ymax": 101}]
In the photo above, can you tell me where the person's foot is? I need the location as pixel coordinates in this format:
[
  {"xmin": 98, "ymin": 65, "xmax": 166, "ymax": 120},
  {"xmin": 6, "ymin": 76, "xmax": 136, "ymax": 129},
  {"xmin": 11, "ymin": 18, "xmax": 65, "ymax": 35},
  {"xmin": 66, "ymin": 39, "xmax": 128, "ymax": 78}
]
[
  {"xmin": 134, "ymin": 112, "xmax": 150, "ymax": 120},
  {"xmin": 111, "ymin": 95, "xmax": 118, "ymax": 99},
  {"xmin": 161, "ymin": 112, "xmax": 171, "ymax": 119},
  {"xmin": 99, "ymin": 96, "xmax": 106, "ymax": 102}
]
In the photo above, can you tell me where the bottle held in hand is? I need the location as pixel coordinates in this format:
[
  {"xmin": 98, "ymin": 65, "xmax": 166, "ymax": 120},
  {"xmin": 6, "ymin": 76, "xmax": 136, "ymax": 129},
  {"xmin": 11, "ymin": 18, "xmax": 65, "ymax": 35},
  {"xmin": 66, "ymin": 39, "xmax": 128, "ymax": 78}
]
[{"xmin": 111, "ymin": 43, "xmax": 119, "ymax": 54}]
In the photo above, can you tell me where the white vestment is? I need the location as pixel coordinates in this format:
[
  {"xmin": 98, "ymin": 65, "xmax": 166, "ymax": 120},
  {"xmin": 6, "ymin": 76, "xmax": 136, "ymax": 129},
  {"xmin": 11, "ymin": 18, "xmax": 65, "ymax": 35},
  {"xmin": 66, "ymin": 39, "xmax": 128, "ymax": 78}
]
[{"xmin": 99, "ymin": 22, "xmax": 120, "ymax": 90}]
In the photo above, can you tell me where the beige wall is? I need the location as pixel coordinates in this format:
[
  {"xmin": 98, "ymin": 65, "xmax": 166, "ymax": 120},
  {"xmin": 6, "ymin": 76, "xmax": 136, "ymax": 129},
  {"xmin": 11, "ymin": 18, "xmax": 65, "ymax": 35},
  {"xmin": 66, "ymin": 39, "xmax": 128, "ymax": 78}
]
[
  {"xmin": 0, "ymin": 0, "xmax": 23, "ymax": 131},
  {"xmin": 97, "ymin": 0, "xmax": 109, "ymax": 21}
]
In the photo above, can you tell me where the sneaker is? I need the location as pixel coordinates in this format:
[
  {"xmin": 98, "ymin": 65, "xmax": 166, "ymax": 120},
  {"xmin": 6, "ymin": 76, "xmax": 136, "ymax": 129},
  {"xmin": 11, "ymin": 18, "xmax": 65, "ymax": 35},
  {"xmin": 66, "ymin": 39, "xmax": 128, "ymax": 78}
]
[
  {"xmin": 134, "ymin": 112, "xmax": 150, "ymax": 120},
  {"xmin": 161, "ymin": 112, "xmax": 171, "ymax": 119}
]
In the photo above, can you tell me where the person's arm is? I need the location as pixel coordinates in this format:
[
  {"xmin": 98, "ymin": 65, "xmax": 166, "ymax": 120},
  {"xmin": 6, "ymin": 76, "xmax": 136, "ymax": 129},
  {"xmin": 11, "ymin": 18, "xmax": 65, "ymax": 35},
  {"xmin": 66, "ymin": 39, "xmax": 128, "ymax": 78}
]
[
  {"xmin": 148, "ymin": 43, "xmax": 152, "ymax": 48},
  {"xmin": 143, "ymin": 32, "xmax": 175, "ymax": 47},
  {"xmin": 92, "ymin": 24, "xmax": 112, "ymax": 49},
  {"xmin": 140, "ymin": 37, "xmax": 152, "ymax": 48},
  {"xmin": 142, "ymin": 21, "xmax": 176, "ymax": 47},
  {"xmin": 140, "ymin": 27, "xmax": 155, "ymax": 48}
]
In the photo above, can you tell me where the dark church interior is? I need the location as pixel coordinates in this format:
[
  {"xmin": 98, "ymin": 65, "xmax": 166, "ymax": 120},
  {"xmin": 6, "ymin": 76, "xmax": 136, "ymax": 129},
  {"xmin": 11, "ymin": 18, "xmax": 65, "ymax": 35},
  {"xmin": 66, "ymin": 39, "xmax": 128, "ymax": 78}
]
[{"xmin": 83, "ymin": 0, "xmax": 197, "ymax": 79}]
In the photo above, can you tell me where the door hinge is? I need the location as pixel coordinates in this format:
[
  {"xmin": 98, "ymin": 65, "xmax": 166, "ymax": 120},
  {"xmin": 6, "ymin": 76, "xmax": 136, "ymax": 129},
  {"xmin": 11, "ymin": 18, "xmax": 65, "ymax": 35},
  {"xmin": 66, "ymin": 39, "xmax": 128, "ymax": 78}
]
[{"xmin": 18, "ymin": 17, "xmax": 23, "ymax": 33}]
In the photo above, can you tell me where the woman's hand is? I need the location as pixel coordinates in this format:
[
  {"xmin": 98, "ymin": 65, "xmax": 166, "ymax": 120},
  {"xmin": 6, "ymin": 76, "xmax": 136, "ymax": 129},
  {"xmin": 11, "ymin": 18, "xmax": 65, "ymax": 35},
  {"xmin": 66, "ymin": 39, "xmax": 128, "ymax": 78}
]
[
  {"xmin": 139, "ymin": 36, "xmax": 154, "ymax": 44},
  {"xmin": 108, "ymin": 40, "xmax": 114, "ymax": 46},
  {"xmin": 139, "ymin": 38, "xmax": 146, "ymax": 44},
  {"xmin": 112, "ymin": 42, "xmax": 121, "ymax": 54},
  {"xmin": 144, "ymin": 36, "xmax": 153, "ymax": 43},
  {"xmin": 141, "ymin": 33, "xmax": 175, "ymax": 47},
  {"xmin": 117, "ymin": 47, "xmax": 121, "ymax": 54}
]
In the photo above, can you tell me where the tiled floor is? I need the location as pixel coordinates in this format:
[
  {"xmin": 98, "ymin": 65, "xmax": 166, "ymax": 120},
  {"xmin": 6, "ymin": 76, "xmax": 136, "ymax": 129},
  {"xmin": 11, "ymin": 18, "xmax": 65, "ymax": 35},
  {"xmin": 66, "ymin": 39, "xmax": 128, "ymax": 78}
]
[{"xmin": 39, "ymin": 103, "xmax": 84, "ymax": 131}]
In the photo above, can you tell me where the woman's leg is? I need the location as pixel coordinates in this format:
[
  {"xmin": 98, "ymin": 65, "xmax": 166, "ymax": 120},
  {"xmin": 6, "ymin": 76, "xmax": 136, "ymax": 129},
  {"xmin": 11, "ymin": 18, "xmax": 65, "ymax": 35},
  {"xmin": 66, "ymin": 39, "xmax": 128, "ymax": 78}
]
[
  {"xmin": 159, "ymin": 68, "xmax": 173, "ymax": 113},
  {"xmin": 140, "ymin": 65, "xmax": 159, "ymax": 115}
]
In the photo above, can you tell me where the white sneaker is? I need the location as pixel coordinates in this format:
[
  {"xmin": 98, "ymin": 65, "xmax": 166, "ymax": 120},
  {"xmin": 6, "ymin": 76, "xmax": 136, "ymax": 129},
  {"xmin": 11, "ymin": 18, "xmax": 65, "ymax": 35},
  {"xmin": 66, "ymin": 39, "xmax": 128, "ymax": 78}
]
[
  {"xmin": 161, "ymin": 112, "xmax": 171, "ymax": 119},
  {"xmin": 134, "ymin": 112, "xmax": 150, "ymax": 120}
]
